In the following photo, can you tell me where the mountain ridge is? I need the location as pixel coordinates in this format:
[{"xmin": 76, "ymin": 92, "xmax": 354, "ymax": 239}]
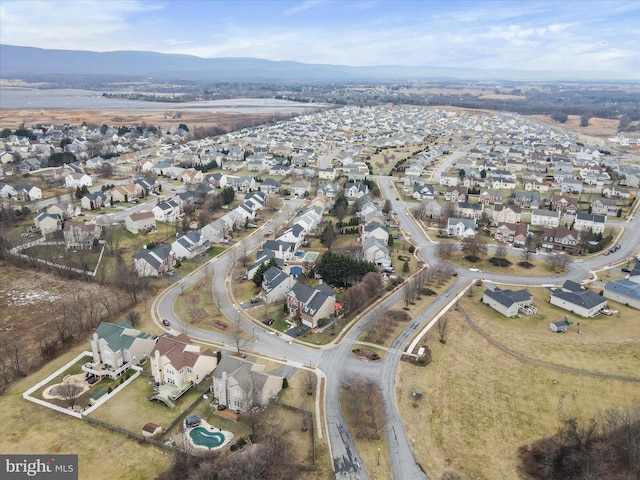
[{"xmin": 0, "ymin": 44, "xmax": 634, "ymax": 82}]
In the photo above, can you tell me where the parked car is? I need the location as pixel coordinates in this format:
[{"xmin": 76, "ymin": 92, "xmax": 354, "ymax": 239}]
[
  {"xmin": 622, "ymin": 268, "xmax": 632, "ymax": 273},
  {"xmin": 250, "ymin": 297, "xmax": 261, "ymax": 304},
  {"xmin": 217, "ymin": 404, "xmax": 227, "ymax": 411},
  {"xmin": 162, "ymin": 318, "xmax": 171, "ymax": 327}
]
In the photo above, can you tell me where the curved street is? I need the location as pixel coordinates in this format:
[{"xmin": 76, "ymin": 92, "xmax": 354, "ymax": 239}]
[{"xmin": 152, "ymin": 170, "xmax": 640, "ymax": 480}]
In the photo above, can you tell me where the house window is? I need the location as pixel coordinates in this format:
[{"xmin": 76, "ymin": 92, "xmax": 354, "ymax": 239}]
[{"xmin": 187, "ymin": 367, "xmax": 192, "ymax": 373}]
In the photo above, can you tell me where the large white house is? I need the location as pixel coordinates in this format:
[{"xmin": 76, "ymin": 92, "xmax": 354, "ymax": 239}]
[
  {"xmin": 550, "ymin": 280, "xmax": 607, "ymax": 317},
  {"xmin": 84, "ymin": 320, "xmax": 157, "ymax": 378},
  {"xmin": 211, "ymin": 356, "xmax": 283, "ymax": 412}
]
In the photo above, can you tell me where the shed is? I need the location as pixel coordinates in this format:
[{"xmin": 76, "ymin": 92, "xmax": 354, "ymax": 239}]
[
  {"xmin": 142, "ymin": 422, "xmax": 162, "ymax": 438},
  {"xmin": 185, "ymin": 413, "xmax": 201, "ymax": 428},
  {"xmin": 549, "ymin": 321, "xmax": 569, "ymax": 333}
]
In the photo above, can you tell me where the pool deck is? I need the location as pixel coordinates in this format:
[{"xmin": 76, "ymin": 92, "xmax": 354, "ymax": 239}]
[{"xmin": 187, "ymin": 419, "xmax": 234, "ymax": 451}]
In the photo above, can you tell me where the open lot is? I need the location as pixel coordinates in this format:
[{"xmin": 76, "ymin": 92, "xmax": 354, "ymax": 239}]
[{"xmin": 398, "ymin": 308, "xmax": 640, "ymax": 479}]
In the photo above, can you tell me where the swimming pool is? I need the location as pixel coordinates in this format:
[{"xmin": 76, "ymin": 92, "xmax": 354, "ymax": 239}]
[{"xmin": 189, "ymin": 427, "xmax": 226, "ymax": 449}]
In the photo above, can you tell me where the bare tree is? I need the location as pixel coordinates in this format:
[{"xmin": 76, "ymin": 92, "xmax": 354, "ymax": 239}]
[
  {"xmin": 461, "ymin": 236, "xmax": 488, "ymax": 260},
  {"xmin": 102, "ymin": 224, "xmax": 125, "ymax": 255},
  {"xmin": 304, "ymin": 370, "xmax": 315, "ymax": 396},
  {"xmin": 547, "ymin": 253, "xmax": 573, "ymax": 273},
  {"xmin": 437, "ymin": 242, "xmax": 458, "ymax": 259},
  {"xmin": 403, "ymin": 278, "xmax": 417, "ymax": 309},
  {"xmin": 437, "ymin": 317, "xmax": 449, "ymax": 344},
  {"xmin": 125, "ymin": 311, "xmax": 141, "ymax": 328},
  {"xmin": 494, "ymin": 244, "xmax": 508, "ymax": 260},
  {"xmin": 58, "ymin": 379, "xmax": 84, "ymax": 408},
  {"xmin": 231, "ymin": 314, "xmax": 251, "ymax": 356}
]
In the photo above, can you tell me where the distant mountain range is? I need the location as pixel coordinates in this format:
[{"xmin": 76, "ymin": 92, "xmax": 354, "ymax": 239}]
[{"xmin": 0, "ymin": 44, "xmax": 634, "ymax": 82}]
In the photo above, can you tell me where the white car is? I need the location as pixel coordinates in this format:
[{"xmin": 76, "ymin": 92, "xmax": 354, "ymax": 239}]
[{"xmin": 469, "ymin": 268, "xmax": 481, "ymax": 272}]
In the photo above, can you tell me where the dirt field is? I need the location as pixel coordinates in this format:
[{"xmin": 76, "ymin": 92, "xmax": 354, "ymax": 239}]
[{"xmin": 0, "ymin": 108, "xmax": 277, "ymax": 132}]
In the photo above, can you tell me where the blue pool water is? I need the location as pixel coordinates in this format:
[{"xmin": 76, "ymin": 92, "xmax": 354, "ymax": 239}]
[{"xmin": 189, "ymin": 427, "xmax": 225, "ymax": 449}]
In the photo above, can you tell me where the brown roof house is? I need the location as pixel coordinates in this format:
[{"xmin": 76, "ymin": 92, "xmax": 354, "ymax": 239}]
[
  {"xmin": 149, "ymin": 334, "xmax": 217, "ymax": 408},
  {"xmin": 125, "ymin": 211, "xmax": 156, "ymax": 234}
]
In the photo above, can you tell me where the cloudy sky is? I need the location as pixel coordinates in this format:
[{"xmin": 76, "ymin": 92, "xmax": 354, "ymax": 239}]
[{"xmin": 1, "ymin": 0, "xmax": 639, "ymax": 74}]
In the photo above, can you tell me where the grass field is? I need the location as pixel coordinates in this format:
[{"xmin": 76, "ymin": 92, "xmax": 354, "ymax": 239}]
[
  {"xmin": 340, "ymin": 387, "xmax": 392, "ymax": 480},
  {"xmin": 397, "ymin": 309, "xmax": 640, "ymax": 480},
  {"xmin": 459, "ymin": 285, "xmax": 640, "ymax": 377}
]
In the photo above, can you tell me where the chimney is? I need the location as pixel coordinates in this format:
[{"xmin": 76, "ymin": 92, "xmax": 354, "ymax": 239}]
[{"xmin": 220, "ymin": 371, "xmax": 228, "ymax": 406}]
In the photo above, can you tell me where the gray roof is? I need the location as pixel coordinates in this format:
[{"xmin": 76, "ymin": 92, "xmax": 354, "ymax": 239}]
[
  {"xmin": 552, "ymin": 282, "xmax": 606, "ymax": 309},
  {"xmin": 483, "ymin": 288, "xmax": 532, "ymax": 308},
  {"xmin": 604, "ymin": 279, "xmax": 640, "ymax": 301}
]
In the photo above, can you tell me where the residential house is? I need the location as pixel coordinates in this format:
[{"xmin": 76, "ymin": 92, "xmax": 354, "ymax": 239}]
[
  {"xmin": 603, "ymin": 279, "xmax": 640, "ymax": 309},
  {"xmin": 494, "ymin": 222, "xmax": 528, "ymax": 246},
  {"xmin": 125, "ymin": 211, "xmax": 156, "ymax": 234},
  {"xmin": 541, "ymin": 227, "xmax": 581, "ymax": 253},
  {"xmin": 573, "ymin": 213, "xmax": 606, "ymax": 234},
  {"xmin": 551, "ymin": 195, "xmax": 579, "ymax": 215},
  {"xmin": 590, "ymin": 198, "xmax": 619, "ymax": 217},
  {"xmin": 261, "ymin": 240, "xmax": 296, "ymax": 261},
  {"xmin": 206, "ymin": 172, "xmax": 228, "ymax": 189},
  {"xmin": 457, "ymin": 201, "xmax": 484, "ymax": 220},
  {"xmin": 14, "ymin": 185, "xmax": 42, "ymax": 201},
  {"xmin": 200, "ymin": 218, "xmax": 228, "ymax": 244},
  {"xmin": 447, "ymin": 217, "xmax": 476, "ymax": 238},
  {"xmin": 362, "ymin": 223, "xmax": 389, "ymax": 243},
  {"xmin": 560, "ymin": 177, "xmax": 583, "ymax": 194},
  {"xmin": 34, "ymin": 212, "xmax": 61, "ymax": 234},
  {"xmin": 412, "ymin": 185, "xmax": 435, "ymax": 200},
  {"xmin": 171, "ymin": 231, "xmax": 210, "ymax": 259},
  {"xmin": 493, "ymin": 204, "xmax": 521, "ymax": 224},
  {"xmin": 85, "ymin": 320, "xmax": 156, "ymax": 378},
  {"xmin": 317, "ymin": 182, "xmax": 341, "ymax": 201},
  {"xmin": 318, "ymin": 167, "xmax": 336, "ymax": 180},
  {"xmin": 150, "ymin": 334, "xmax": 217, "ymax": 389},
  {"xmin": 47, "ymin": 202, "xmax": 81, "ymax": 220},
  {"xmin": 482, "ymin": 287, "xmax": 533, "ymax": 317},
  {"xmin": 109, "ymin": 183, "xmax": 142, "ymax": 203},
  {"xmin": 63, "ymin": 221, "xmax": 101, "ymax": 250},
  {"xmin": 81, "ymin": 192, "xmax": 109, "ymax": 210},
  {"xmin": 550, "ymin": 280, "xmax": 607, "ymax": 317},
  {"xmin": 65, "ymin": 172, "xmax": 93, "ymax": 188},
  {"xmin": 228, "ymin": 176, "xmax": 256, "ymax": 192},
  {"xmin": 530, "ymin": 209, "xmax": 561, "ymax": 228},
  {"xmin": 0, "ymin": 182, "xmax": 17, "ymax": 198},
  {"xmin": 260, "ymin": 266, "xmax": 296, "ymax": 303},
  {"xmin": 287, "ymin": 281, "xmax": 336, "ymax": 328},
  {"xmin": 259, "ymin": 178, "xmax": 282, "ymax": 194},
  {"xmin": 478, "ymin": 189, "xmax": 503, "ymax": 206},
  {"xmin": 445, "ymin": 187, "xmax": 468, "ymax": 202},
  {"xmin": 211, "ymin": 356, "xmax": 283, "ymax": 412},
  {"xmin": 152, "ymin": 199, "xmax": 181, "ymax": 222},
  {"xmin": 133, "ymin": 244, "xmax": 176, "ymax": 277},
  {"xmin": 291, "ymin": 180, "xmax": 311, "ymax": 197},
  {"xmin": 181, "ymin": 168, "xmax": 204, "ymax": 185},
  {"xmin": 362, "ymin": 236, "xmax": 392, "ymax": 268},
  {"xmin": 514, "ymin": 192, "xmax": 541, "ymax": 209},
  {"xmin": 439, "ymin": 172, "xmax": 459, "ymax": 187}
]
